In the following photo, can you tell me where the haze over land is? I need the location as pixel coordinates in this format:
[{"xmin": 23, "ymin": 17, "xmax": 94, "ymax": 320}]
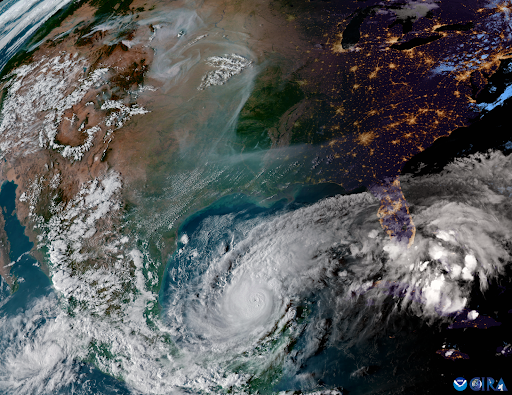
[{"xmin": 0, "ymin": 0, "xmax": 511, "ymax": 393}]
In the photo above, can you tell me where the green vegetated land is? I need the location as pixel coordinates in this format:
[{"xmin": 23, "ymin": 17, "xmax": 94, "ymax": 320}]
[
  {"xmin": 235, "ymin": 65, "xmax": 304, "ymax": 151},
  {"xmin": 235, "ymin": 61, "xmax": 347, "ymax": 152}
]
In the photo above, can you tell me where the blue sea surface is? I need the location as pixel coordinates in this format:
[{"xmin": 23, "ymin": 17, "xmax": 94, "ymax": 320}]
[
  {"xmin": 0, "ymin": 181, "xmax": 131, "ymax": 395},
  {"xmin": 160, "ymin": 183, "xmax": 351, "ymax": 306},
  {"xmin": 159, "ymin": 183, "xmax": 370, "ymax": 393},
  {"xmin": 0, "ymin": 181, "xmax": 51, "ymax": 315},
  {"xmin": 158, "ymin": 183, "xmax": 467, "ymax": 395},
  {"xmin": 0, "ymin": 177, "xmax": 435, "ymax": 395},
  {"xmin": 0, "ymin": 179, "xmax": 352, "ymax": 394},
  {"xmin": 0, "ymin": 0, "xmax": 72, "ymax": 73}
]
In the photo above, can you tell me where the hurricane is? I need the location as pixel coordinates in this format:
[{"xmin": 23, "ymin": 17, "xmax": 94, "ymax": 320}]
[
  {"xmin": 158, "ymin": 150, "xmax": 512, "ymax": 391},
  {"xmin": 0, "ymin": 147, "xmax": 511, "ymax": 394},
  {"xmin": 1, "ymin": 0, "xmax": 512, "ymax": 392}
]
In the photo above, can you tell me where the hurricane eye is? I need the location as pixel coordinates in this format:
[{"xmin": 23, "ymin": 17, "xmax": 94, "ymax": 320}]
[{"xmin": 249, "ymin": 292, "xmax": 265, "ymax": 308}]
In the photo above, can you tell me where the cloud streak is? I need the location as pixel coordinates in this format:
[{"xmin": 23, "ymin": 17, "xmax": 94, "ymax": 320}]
[
  {"xmin": 0, "ymin": 0, "xmax": 72, "ymax": 73},
  {"xmin": 1, "ymin": 150, "xmax": 511, "ymax": 394}
]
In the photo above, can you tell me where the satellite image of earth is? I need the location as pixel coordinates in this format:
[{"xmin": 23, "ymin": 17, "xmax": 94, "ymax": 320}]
[{"xmin": 0, "ymin": 0, "xmax": 511, "ymax": 393}]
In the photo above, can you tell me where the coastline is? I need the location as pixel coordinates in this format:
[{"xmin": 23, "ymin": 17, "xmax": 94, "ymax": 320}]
[{"xmin": 0, "ymin": 205, "xmax": 12, "ymax": 285}]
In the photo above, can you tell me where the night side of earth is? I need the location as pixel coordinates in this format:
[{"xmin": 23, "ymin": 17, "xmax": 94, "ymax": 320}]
[{"xmin": 0, "ymin": 0, "xmax": 511, "ymax": 394}]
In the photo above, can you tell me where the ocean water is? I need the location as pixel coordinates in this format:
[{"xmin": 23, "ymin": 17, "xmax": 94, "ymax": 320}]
[
  {"xmin": 0, "ymin": 175, "xmax": 352, "ymax": 393},
  {"xmin": 157, "ymin": 151, "xmax": 512, "ymax": 394},
  {"xmin": 0, "ymin": 181, "xmax": 50, "ymax": 315},
  {"xmin": 0, "ymin": 178, "xmax": 359, "ymax": 394},
  {"xmin": 158, "ymin": 184, "xmax": 420, "ymax": 394},
  {"xmin": 0, "ymin": 181, "xmax": 131, "ymax": 395},
  {"xmin": 159, "ymin": 185, "xmax": 349, "ymax": 393},
  {"xmin": 0, "ymin": 1, "xmax": 361, "ymax": 391},
  {"xmin": 157, "ymin": 187, "xmax": 389, "ymax": 394},
  {"xmin": 1, "ymin": 0, "xmax": 511, "ymax": 392},
  {"xmin": 1, "ymin": 153, "xmax": 512, "ymax": 394},
  {"xmin": 160, "ymin": 185, "xmax": 348, "ymax": 302},
  {"xmin": 0, "ymin": 0, "xmax": 72, "ymax": 73}
]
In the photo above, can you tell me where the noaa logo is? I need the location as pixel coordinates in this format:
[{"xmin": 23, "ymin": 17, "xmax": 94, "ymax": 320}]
[
  {"xmin": 454, "ymin": 377, "xmax": 468, "ymax": 391},
  {"xmin": 470, "ymin": 378, "xmax": 483, "ymax": 391}
]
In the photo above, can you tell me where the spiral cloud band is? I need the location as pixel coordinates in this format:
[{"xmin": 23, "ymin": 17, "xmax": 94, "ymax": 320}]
[
  {"xmin": 1, "ymin": 151, "xmax": 511, "ymax": 394},
  {"xmin": 162, "ymin": 150, "xmax": 512, "ymax": 384}
]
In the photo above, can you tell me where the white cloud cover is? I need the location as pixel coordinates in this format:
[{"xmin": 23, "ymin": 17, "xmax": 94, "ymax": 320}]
[
  {"xmin": 0, "ymin": 54, "xmax": 149, "ymax": 162},
  {"xmin": 0, "ymin": 0, "xmax": 72, "ymax": 72},
  {"xmin": 3, "ymin": 146, "xmax": 512, "ymax": 394}
]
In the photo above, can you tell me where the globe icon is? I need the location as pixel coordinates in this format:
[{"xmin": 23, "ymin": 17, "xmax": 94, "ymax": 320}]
[{"xmin": 471, "ymin": 378, "xmax": 483, "ymax": 391}]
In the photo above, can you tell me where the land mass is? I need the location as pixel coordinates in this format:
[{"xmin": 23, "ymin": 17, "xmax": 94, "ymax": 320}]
[{"xmin": 0, "ymin": 0, "xmax": 510, "ymax": 305}]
